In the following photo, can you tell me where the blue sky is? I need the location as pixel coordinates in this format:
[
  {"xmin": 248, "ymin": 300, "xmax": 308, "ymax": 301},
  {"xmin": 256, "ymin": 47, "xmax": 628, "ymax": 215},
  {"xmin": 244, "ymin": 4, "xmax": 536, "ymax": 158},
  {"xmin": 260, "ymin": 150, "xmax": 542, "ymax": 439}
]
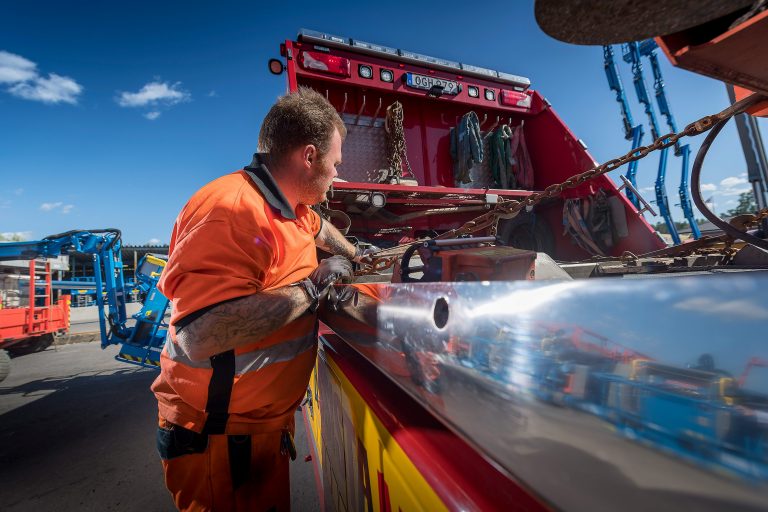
[{"xmin": 2, "ymin": 1, "xmax": 765, "ymax": 245}]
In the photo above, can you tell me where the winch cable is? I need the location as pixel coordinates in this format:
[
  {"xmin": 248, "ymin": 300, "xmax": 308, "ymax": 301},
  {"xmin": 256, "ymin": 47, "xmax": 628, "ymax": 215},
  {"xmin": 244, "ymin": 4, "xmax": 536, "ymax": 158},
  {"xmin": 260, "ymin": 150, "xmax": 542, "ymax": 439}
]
[
  {"xmin": 358, "ymin": 93, "xmax": 768, "ymax": 275},
  {"xmin": 691, "ymin": 116, "xmax": 768, "ymax": 251}
]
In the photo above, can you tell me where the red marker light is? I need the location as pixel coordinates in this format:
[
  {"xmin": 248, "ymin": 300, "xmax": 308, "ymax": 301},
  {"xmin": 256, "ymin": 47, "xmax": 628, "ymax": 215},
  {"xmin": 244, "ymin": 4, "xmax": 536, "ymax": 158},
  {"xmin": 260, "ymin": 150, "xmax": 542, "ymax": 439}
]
[
  {"xmin": 500, "ymin": 89, "xmax": 532, "ymax": 108},
  {"xmin": 298, "ymin": 51, "xmax": 351, "ymax": 77}
]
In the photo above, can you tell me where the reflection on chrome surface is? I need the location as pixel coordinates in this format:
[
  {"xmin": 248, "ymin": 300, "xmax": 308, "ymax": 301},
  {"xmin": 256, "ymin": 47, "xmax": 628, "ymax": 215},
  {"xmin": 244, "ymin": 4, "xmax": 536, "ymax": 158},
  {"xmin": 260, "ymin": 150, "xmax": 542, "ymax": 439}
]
[{"xmin": 324, "ymin": 276, "xmax": 768, "ymax": 511}]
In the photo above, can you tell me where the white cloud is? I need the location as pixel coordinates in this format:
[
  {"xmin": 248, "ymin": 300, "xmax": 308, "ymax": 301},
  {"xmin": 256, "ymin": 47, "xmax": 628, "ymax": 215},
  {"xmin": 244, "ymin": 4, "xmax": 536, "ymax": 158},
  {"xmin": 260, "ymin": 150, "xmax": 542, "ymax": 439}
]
[
  {"xmin": 721, "ymin": 187, "xmax": 752, "ymax": 196},
  {"xmin": 117, "ymin": 81, "xmax": 190, "ymax": 107},
  {"xmin": 208, "ymin": 90, "xmax": 217, "ymax": 97},
  {"xmin": 39, "ymin": 202, "xmax": 74, "ymax": 214},
  {"xmin": 13, "ymin": 188, "xmax": 23, "ymax": 196},
  {"xmin": 144, "ymin": 111, "xmax": 161, "ymax": 120},
  {"xmin": 720, "ymin": 176, "xmax": 748, "ymax": 188},
  {"xmin": 700, "ymin": 183, "xmax": 716, "ymax": 192},
  {"xmin": 146, "ymin": 238, "xmax": 161, "ymax": 245},
  {"xmin": 0, "ymin": 51, "xmax": 37, "ymax": 83},
  {"xmin": 40, "ymin": 201, "xmax": 63, "ymax": 211},
  {"xmin": 0, "ymin": 50, "xmax": 82, "ymax": 104},
  {"xmin": 710, "ymin": 175, "xmax": 751, "ymax": 197},
  {"xmin": 675, "ymin": 297, "xmax": 768, "ymax": 320},
  {"xmin": 9, "ymin": 73, "xmax": 82, "ymax": 104}
]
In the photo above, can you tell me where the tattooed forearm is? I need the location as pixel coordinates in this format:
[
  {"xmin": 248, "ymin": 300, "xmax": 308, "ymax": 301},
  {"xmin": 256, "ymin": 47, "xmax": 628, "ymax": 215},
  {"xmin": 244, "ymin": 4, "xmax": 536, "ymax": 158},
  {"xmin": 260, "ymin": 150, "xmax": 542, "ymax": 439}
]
[
  {"xmin": 315, "ymin": 221, "xmax": 356, "ymax": 258},
  {"xmin": 175, "ymin": 286, "xmax": 310, "ymax": 361}
]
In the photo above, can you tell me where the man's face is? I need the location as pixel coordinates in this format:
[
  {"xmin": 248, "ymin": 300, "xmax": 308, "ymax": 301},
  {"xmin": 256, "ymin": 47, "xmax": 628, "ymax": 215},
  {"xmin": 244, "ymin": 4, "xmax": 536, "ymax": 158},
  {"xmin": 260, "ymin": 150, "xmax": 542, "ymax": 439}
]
[{"xmin": 301, "ymin": 128, "xmax": 342, "ymax": 204}]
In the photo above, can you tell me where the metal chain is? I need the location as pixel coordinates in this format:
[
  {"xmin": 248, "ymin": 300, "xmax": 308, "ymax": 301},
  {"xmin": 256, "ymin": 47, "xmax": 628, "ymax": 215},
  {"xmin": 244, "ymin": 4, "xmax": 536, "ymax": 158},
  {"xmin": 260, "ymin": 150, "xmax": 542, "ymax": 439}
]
[
  {"xmin": 357, "ymin": 94, "xmax": 767, "ymax": 275},
  {"xmin": 744, "ymin": 207, "xmax": 768, "ymax": 227},
  {"xmin": 384, "ymin": 102, "xmax": 413, "ymax": 183}
]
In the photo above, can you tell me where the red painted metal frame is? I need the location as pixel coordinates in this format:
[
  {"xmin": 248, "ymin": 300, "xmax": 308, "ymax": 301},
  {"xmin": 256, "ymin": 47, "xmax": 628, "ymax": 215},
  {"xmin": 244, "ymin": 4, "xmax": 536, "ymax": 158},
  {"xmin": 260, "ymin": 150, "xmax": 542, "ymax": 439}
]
[
  {"xmin": 286, "ymin": 40, "xmax": 540, "ymax": 116},
  {"xmin": 281, "ymin": 37, "xmax": 665, "ymax": 256},
  {"xmin": 0, "ymin": 260, "xmax": 70, "ymax": 348},
  {"xmin": 319, "ymin": 329, "xmax": 550, "ymax": 511}
]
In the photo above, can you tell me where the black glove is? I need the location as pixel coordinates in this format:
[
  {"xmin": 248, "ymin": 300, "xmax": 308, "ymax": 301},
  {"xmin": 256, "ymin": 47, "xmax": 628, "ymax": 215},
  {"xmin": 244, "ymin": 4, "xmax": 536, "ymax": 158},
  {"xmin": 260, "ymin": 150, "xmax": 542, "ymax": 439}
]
[
  {"xmin": 327, "ymin": 285, "xmax": 357, "ymax": 311},
  {"xmin": 310, "ymin": 255, "xmax": 353, "ymax": 289},
  {"xmin": 296, "ymin": 255, "xmax": 353, "ymax": 313}
]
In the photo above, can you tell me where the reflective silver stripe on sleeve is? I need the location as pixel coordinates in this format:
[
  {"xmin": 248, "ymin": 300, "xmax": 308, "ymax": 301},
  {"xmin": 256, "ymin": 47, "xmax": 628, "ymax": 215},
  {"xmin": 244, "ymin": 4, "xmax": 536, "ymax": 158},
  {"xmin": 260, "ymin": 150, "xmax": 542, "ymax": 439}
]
[
  {"xmin": 235, "ymin": 334, "xmax": 316, "ymax": 376},
  {"xmin": 164, "ymin": 338, "xmax": 213, "ymax": 369}
]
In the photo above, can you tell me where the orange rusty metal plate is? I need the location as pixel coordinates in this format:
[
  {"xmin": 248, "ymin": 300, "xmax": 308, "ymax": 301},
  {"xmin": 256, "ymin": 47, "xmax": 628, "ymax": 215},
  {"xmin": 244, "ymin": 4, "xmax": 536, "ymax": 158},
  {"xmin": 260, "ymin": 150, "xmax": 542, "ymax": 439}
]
[{"xmin": 657, "ymin": 10, "xmax": 768, "ymax": 97}]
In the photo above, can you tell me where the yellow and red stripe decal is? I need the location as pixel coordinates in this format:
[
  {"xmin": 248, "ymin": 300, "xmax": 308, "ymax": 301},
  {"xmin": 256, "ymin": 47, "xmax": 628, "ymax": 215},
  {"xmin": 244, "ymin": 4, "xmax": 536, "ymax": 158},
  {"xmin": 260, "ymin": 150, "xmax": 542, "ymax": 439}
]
[{"xmin": 307, "ymin": 355, "xmax": 447, "ymax": 512}]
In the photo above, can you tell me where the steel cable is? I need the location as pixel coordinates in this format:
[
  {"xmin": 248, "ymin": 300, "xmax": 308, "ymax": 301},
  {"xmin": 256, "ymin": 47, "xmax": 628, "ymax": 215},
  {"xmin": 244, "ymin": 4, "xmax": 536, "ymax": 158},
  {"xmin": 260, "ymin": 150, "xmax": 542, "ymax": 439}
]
[{"xmin": 690, "ymin": 117, "xmax": 768, "ymax": 251}]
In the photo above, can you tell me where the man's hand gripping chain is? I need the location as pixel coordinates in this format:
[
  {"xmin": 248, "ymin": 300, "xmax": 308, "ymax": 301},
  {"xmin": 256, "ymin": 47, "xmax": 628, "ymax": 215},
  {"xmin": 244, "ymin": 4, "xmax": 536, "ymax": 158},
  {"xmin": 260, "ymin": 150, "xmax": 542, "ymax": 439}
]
[{"xmin": 294, "ymin": 255, "xmax": 354, "ymax": 313}]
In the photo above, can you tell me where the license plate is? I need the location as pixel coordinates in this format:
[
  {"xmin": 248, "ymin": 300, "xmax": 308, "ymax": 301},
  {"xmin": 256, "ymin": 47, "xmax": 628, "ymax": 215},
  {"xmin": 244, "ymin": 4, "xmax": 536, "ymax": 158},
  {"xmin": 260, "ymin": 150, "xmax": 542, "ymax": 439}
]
[{"xmin": 405, "ymin": 73, "xmax": 459, "ymax": 95}]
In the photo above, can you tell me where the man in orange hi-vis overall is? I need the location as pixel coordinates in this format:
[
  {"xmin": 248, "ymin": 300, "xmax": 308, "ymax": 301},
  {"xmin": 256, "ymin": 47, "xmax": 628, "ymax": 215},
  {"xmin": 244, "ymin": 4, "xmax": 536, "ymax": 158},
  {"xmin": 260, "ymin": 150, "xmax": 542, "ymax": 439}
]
[{"xmin": 152, "ymin": 87, "xmax": 370, "ymax": 511}]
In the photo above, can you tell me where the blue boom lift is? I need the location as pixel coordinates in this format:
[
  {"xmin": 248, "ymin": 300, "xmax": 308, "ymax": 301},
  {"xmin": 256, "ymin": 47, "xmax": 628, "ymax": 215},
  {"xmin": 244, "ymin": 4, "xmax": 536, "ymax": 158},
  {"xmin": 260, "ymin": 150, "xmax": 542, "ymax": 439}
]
[
  {"xmin": 603, "ymin": 45, "xmax": 644, "ymax": 209},
  {"xmin": 0, "ymin": 229, "xmax": 168, "ymax": 368},
  {"xmin": 622, "ymin": 41, "xmax": 680, "ymax": 244},
  {"xmin": 638, "ymin": 39, "xmax": 701, "ymax": 240},
  {"xmin": 604, "ymin": 41, "xmax": 703, "ymax": 243}
]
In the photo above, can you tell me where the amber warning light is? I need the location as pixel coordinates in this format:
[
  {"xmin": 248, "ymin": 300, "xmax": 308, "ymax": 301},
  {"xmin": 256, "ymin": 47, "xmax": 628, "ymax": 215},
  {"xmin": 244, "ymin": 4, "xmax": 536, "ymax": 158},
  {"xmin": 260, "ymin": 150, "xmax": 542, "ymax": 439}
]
[
  {"xmin": 268, "ymin": 58, "xmax": 284, "ymax": 75},
  {"xmin": 298, "ymin": 51, "xmax": 351, "ymax": 77}
]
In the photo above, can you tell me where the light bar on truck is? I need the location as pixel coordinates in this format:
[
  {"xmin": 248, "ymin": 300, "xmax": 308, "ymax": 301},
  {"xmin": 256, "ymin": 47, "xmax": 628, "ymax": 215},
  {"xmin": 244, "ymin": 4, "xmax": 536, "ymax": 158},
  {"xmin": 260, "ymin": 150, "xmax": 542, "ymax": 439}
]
[
  {"xmin": 298, "ymin": 28, "xmax": 349, "ymax": 47},
  {"xmin": 298, "ymin": 51, "xmax": 351, "ymax": 77},
  {"xmin": 399, "ymin": 50, "xmax": 462, "ymax": 71},
  {"xmin": 296, "ymin": 28, "xmax": 531, "ymax": 90},
  {"xmin": 497, "ymin": 71, "xmax": 531, "ymax": 90},
  {"xmin": 461, "ymin": 63, "xmax": 497, "ymax": 79},
  {"xmin": 350, "ymin": 39, "xmax": 398, "ymax": 57}
]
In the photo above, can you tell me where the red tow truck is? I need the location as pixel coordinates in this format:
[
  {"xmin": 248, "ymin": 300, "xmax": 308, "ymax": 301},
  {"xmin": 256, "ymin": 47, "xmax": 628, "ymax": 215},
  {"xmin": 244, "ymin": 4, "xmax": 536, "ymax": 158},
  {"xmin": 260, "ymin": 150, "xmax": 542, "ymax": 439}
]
[
  {"xmin": 274, "ymin": 28, "xmax": 670, "ymax": 511},
  {"xmin": 270, "ymin": 25, "xmax": 768, "ymax": 511}
]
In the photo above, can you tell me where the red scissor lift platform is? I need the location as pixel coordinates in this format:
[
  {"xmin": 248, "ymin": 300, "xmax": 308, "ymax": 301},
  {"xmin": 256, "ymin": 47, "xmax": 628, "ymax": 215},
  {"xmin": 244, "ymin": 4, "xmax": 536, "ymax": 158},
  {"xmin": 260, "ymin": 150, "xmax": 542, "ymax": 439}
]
[{"xmin": 0, "ymin": 259, "xmax": 70, "ymax": 356}]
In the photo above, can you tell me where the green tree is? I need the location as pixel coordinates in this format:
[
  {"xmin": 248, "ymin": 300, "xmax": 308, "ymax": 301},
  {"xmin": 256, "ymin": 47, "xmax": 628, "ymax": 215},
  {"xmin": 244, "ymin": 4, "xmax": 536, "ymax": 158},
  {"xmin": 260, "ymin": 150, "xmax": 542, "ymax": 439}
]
[
  {"xmin": 725, "ymin": 191, "xmax": 757, "ymax": 217},
  {"xmin": 0, "ymin": 233, "xmax": 27, "ymax": 242},
  {"xmin": 653, "ymin": 217, "xmax": 708, "ymax": 234}
]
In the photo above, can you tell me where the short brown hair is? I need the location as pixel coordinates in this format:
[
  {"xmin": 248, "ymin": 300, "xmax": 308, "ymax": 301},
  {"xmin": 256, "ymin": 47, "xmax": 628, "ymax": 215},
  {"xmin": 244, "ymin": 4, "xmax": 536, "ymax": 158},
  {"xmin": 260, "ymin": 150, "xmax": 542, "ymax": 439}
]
[{"xmin": 258, "ymin": 86, "xmax": 346, "ymax": 167}]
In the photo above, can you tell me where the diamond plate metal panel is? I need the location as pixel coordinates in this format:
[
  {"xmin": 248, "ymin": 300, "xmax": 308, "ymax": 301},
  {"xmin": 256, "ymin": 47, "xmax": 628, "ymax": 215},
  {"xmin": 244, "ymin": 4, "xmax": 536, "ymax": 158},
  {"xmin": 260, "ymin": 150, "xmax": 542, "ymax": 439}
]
[{"xmin": 337, "ymin": 115, "xmax": 390, "ymax": 183}]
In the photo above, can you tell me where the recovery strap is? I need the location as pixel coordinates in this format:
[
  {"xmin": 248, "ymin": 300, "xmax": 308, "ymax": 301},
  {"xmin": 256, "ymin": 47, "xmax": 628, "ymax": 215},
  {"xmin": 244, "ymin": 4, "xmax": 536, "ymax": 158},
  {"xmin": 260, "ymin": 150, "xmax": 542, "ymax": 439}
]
[
  {"xmin": 450, "ymin": 111, "xmax": 484, "ymax": 184},
  {"xmin": 202, "ymin": 350, "xmax": 236, "ymax": 435}
]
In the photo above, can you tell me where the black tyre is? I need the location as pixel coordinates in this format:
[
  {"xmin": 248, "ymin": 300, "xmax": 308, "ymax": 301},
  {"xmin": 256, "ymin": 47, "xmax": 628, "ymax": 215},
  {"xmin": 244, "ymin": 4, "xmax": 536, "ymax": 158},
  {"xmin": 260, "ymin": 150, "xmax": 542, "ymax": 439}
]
[
  {"xmin": 0, "ymin": 349, "xmax": 10, "ymax": 383},
  {"xmin": 6, "ymin": 333, "xmax": 55, "ymax": 358},
  {"xmin": 497, "ymin": 213, "xmax": 556, "ymax": 256}
]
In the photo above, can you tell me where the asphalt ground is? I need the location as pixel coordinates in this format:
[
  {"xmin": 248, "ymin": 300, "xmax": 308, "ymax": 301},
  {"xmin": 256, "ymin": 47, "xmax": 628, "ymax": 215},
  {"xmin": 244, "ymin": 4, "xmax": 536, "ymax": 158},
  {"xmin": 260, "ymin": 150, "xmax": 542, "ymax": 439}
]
[{"xmin": 0, "ymin": 342, "xmax": 320, "ymax": 511}]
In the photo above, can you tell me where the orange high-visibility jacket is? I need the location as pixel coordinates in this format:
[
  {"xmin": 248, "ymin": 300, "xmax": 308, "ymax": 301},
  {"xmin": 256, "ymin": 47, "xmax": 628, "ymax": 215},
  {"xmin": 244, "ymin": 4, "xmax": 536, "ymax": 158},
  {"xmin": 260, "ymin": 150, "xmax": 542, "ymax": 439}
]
[{"xmin": 151, "ymin": 154, "xmax": 322, "ymax": 435}]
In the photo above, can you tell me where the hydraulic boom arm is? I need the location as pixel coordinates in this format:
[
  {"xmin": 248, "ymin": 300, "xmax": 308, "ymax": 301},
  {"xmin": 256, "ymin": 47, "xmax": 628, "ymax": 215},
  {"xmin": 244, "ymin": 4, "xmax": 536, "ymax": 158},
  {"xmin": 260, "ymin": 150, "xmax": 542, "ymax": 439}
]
[
  {"xmin": 0, "ymin": 230, "xmax": 168, "ymax": 368},
  {"xmin": 639, "ymin": 39, "xmax": 701, "ymax": 239},
  {"xmin": 623, "ymin": 42, "xmax": 681, "ymax": 244},
  {"xmin": 603, "ymin": 44, "xmax": 644, "ymax": 208}
]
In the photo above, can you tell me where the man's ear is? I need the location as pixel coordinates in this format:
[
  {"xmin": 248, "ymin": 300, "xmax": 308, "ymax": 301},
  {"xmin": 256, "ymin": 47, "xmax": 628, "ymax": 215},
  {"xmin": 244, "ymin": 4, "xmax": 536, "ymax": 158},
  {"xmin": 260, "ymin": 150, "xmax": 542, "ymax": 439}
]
[{"xmin": 302, "ymin": 144, "xmax": 317, "ymax": 167}]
